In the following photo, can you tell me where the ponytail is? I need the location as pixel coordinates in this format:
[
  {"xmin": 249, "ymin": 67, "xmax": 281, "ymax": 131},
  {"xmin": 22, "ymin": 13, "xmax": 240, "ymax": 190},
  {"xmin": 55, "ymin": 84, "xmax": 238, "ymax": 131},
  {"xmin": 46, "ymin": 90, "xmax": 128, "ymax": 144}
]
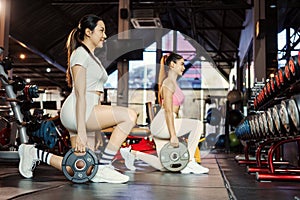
[
  {"xmin": 158, "ymin": 55, "xmax": 169, "ymax": 105},
  {"xmin": 66, "ymin": 28, "xmax": 80, "ymax": 87}
]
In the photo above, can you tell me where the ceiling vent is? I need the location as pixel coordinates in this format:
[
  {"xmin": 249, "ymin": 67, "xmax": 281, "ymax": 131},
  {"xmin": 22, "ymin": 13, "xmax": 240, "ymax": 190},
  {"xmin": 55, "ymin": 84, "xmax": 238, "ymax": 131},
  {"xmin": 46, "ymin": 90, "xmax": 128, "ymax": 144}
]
[{"xmin": 131, "ymin": 9, "xmax": 162, "ymax": 29}]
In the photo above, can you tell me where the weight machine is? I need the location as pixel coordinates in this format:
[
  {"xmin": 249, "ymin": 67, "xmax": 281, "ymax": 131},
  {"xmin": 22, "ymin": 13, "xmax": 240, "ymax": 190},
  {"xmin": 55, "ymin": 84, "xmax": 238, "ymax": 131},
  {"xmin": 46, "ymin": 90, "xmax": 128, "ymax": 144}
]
[
  {"xmin": 0, "ymin": 63, "xmax": 70, "ymax": 160},
  {"xmin": 0, "ymin": 64, "xmax": 28, "ymax": 159}
]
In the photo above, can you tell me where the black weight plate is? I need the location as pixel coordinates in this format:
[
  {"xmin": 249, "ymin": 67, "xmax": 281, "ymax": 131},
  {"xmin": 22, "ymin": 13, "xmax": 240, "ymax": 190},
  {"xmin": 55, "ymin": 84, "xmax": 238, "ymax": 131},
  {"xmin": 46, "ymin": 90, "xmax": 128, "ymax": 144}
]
[{"xmin": 62, "ymin": 148, "xmax": 98, "ymax": 183}]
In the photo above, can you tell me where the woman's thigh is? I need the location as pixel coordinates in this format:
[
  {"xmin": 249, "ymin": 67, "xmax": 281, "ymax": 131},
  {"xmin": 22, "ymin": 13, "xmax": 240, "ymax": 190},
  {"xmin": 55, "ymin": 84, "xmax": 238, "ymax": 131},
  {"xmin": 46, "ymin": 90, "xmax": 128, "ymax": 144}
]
[
  {"xmin": 174, "ymin": 118, "xmax": 201, "ymax": 137},
  {"xmin": 151, "ymin": 116, "xmax": 201, "ymax": 139},
  {"xmin": 150, "ymin": 109, "xmax": 169, "ymax": 138},
  {"xmin": 60, "ymin": 93, "xmax": 100, "ymax": 132},
  {"xmin": 86, "ymin": 105, "xmax": 136, "ymax": 131}
]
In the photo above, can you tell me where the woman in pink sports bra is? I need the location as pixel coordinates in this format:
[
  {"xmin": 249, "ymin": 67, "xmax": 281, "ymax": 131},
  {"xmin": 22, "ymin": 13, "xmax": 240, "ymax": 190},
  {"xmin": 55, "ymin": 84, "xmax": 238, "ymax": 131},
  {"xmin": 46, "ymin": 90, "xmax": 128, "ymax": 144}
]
[{"xmin": 120, "ymin": 53, "xmax": 209, "ymax": 174}]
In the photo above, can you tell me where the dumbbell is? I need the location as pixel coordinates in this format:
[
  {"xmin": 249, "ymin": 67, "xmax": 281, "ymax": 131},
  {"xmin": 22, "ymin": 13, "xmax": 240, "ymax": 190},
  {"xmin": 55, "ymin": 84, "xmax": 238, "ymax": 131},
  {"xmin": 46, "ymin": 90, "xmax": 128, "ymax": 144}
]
[
  {"xmin": 266, "ymin": 108, "xmax": 275, "ymax": 137},
  {"xmin": 279, "ymin": 100, "xmax": 290, "ymax": 135},
  {"xmin": 235, "ymin": 118, "xmax": 251, "ymax": 140},
  {"xmin": 258, "ymin": 111, "xmax": 269, "ymax": 138},
  {"xmin": 254, "ymin": 115, "xmax": 261, "ymax": 138},
  {"xmin": 62, "ymin": 148, "xmax": 98, "ymax": 183},
  {"xmin": 287, "ymin": 95, "xmax": 300, "ymax": 132},
  {"xmin": 248, "ymin": 116, "xmax": 256, "ymax": 139},
  {"xmin": 160, "ymin": 141, "xmax": 189, "ymax": 172},
  {"xmin": 287, "ymin": 58, "xmax": 299, "ymax": 82},
  {"xmin": 272, "ymin": 104, "xmax": 282, "ymax": 136}
]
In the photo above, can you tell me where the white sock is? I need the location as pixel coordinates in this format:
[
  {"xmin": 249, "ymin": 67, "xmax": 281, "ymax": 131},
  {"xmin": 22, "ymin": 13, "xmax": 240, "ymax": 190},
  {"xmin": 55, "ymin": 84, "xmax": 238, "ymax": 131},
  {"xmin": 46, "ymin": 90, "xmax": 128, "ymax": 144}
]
[
  {"xmin": 99, "ymin": 148, "xmax": 117, "ymax": 165},
  {"xmin": 37, "ymin": 149, "xmax": 53, "ymax": 165}
]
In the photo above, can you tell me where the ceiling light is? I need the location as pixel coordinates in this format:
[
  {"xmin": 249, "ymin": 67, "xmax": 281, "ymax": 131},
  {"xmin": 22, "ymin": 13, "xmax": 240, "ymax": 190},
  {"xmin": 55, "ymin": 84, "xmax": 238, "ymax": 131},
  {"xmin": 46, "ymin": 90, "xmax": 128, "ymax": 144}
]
[
  {"xmin": 269, "ymin": 0, "xmax": 276, "ymax": 8},
  {"xmin": 131, "ymin": 9, "xmax": 162, "ymax": 29},
  {"xmin": 26, "ymin": 78, "xmax": 31, "ymax": 83},
  {"xmin": 19, "ymin": 53, "xmax": 26, "ymax": 59},
  {"xmin": 131, "ymin": 18, "xmax": 162, "ymax": 29},
  {"xmin": 46, "ymin": 67, "xmax": 51, "ymax": 72}
]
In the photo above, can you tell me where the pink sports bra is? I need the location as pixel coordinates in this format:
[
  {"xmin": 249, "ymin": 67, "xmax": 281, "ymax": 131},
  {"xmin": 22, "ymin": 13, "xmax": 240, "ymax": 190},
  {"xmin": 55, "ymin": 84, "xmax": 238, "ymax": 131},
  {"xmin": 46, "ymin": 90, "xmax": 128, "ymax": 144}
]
[{"xmin": 173, "ymin": 85, "xmax": 185, "ymax": 106}]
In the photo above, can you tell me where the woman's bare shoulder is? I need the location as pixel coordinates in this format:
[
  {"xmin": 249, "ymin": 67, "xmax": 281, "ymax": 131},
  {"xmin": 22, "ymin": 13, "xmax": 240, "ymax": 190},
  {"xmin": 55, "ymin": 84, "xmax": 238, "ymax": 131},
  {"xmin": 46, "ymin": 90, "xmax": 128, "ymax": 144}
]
[{"xmin": 162, "ymin": 78, "xmax": 175, "ymax": 92}]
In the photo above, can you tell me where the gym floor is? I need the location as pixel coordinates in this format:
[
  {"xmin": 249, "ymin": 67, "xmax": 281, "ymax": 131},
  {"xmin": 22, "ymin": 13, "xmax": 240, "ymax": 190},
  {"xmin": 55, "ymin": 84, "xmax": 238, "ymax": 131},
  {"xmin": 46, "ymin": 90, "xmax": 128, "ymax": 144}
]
[{"xmin": 1, "ymin": 150, "xmax": 300, "ymax": 200}]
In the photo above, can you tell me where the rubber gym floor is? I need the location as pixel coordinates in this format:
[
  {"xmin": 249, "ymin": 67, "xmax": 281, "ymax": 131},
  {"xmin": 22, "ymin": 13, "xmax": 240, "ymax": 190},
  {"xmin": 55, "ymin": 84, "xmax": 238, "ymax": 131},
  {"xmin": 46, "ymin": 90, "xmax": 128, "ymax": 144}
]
[{"xmin": 1, "ymin": 149, "xmax": 300, "ymax": 200}]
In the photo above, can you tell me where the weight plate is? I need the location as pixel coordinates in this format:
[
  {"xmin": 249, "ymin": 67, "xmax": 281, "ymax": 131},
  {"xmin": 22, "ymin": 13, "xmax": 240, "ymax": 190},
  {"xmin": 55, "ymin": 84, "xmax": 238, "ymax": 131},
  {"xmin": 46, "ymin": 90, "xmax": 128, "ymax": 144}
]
[
  {"xmin": 278, "ymin": 68, "xmax": 285, "ymax": 86},
  {"xmin": 160, "ymin": 142, "xmax": 189, "ymax": 172},
  {"xmin": 259, "ymin": 90, "xmax": 265, "ymax": 104},
  {"xmin": 263, "ymin": 86, "xmax": 268, "ymax": 97},
  {"xmin": 275, "ymin": 73, "xmax": 281, "ymax": 89},
  {"xmin": 242, "ymin": 119, "xmax": 251, "ymax": 139},
  {"xmin": 280, "ymin": 100, "xmax": 290, "ymax": 133},
  {"xmin": 270, "ymin": 78, "xmax": 276, "ymax": 93},
  {"xmin": 287, "ymin": 98, "xmax": 300, "ymax": 130},
  {"xmin": 272, "ymin": 105, "xmax": 281, "ymax": 134},
  {"xmin": 62, "ymin": 148, "xmax": 98, "ymax": 183},
  {"xmin": 261, "ymin": 111, "xmax": 269, "ymax": 135},
  {"xmin": 245, "ymin": 119, "xmax": 251, "ymax": 139},
  {"xmin": 266, "ymin": 82, "xmax": 272, "ymax": 96},
  {"xmin": 254, "ymin": 115, "xmax": 261, "ymax": 137},
  {"xmin": 248, "ymin": 117, "xmax": 256, "ymax": 137},
  {"xmin": 267, "ymin": 108, "xmax": 275, "ymax": 136},
  {"xmin": 258, "ymin": 113, "xmax": 265, "ymax": 136},
  {"xmin": 253, "ymin": 115, "xmax": 259, "ymax": 138},
  {"xmin": 253, "ymin": 98, "xmax": 258, "ymax": 110},
  {"xmin": 288, "ymin": 59, "xmax": 296, "ymax": 76},
  {"xmin": 284, "ymin": 64, "xmax": 291, "ymax": 81}
]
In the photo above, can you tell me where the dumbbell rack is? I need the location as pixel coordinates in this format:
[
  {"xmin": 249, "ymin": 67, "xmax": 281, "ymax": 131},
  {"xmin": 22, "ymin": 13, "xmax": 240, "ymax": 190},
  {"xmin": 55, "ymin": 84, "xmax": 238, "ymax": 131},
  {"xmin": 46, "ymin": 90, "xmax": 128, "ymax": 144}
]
[
  {"xmin": 235, "ymin": 55, "xmax": 300, "ymax": 181},
  {"xmin": 0, "ymin": 64, "xmax": 28, "ymax": 159}
]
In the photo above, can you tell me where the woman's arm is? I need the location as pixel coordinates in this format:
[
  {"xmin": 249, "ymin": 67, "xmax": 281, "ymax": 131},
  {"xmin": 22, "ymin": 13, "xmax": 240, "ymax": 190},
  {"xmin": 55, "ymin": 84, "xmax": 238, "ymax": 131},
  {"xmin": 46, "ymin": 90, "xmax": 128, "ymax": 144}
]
[
  {"xmin": 162, "ymin": 81, "xmax": 179, "ymax": 147},
  {"xmin": 72, "ymin": 65, "xmax": 87, "ymax": 152}
]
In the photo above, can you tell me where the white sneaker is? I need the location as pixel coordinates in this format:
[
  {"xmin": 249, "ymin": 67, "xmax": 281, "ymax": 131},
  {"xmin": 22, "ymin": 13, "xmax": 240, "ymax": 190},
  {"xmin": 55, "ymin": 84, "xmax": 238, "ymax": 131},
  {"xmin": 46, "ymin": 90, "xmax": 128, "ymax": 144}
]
[
  {"xmin": 180, "ymin": 160, "xmax": 209, "ymax": 174},
  {"xmin": 91, "ymin": 165, "xmax": 129, "ymax": 183},
  {"xmin": 18, "ymin": 144, "xmax": 40, "ymax": 178},
  {"xmin": 120, "ymin": 146, "xmax": 136, "ymax": 171}
]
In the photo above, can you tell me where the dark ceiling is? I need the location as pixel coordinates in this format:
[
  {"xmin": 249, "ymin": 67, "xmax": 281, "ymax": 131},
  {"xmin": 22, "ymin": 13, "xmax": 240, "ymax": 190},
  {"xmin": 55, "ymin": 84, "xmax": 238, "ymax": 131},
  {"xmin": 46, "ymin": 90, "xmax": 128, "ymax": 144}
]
[{"xmin": 5, "ymin": 0, "xmax": 300, "ymax": 91}]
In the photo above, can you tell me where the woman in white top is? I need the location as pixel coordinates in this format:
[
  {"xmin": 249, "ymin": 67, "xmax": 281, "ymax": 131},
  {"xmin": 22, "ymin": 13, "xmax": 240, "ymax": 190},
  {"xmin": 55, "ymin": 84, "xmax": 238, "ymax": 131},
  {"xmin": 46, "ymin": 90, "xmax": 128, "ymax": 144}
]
[{"xmin": 18, "ymin": 14, "xmax": 137, "ymax": 184}]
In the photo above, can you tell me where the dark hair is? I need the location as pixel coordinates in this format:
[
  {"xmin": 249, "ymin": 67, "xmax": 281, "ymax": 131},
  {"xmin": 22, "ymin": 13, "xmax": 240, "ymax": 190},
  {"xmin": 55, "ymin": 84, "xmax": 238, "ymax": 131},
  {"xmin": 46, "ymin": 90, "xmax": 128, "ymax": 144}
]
[
  {"xmin": 165, "ymin": 52, "xmax": 183, "ymax": 66},
  {"xmin": 157, "ymin": 52, "xmax": 183, "ymax": 104},
  {"xmin": 65, "ymin": 14, "xmax": 102, "ymax": 87}
]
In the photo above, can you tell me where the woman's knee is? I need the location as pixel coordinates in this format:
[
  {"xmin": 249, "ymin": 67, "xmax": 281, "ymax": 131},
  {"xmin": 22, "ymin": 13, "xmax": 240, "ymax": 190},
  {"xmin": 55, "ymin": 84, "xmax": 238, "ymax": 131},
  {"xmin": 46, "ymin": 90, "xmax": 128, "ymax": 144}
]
[
  {"xmin": 127, "ymin": 107, "xmax": 138, "ymax": 124},
  {"xmin": 115, "ymin": 107, "xmax": 137, "ymax": 134},
  {"xmin": 187, "ymin": 119, "xmax": 203, "ymax": 130}
]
